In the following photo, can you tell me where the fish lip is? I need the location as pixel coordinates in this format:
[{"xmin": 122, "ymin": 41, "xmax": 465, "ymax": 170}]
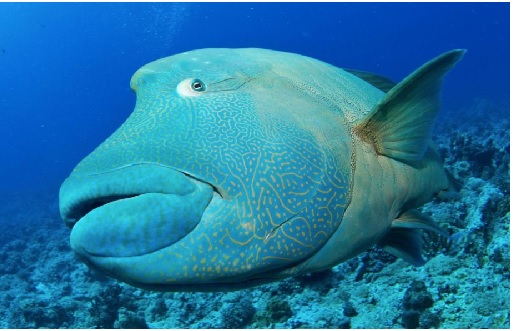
[
  {"xmin": 63, "ymin": 193, "xmax": 138, "ymax": 228},
  {"xmin": 60, "ymin": 163, "xmax": 220, "ymax": 228}
]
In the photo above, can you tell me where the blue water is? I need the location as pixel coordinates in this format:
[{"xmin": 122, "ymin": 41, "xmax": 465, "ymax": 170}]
[
  {"xmin": 0, "ymin": 3, "xmax": 510, "ymax": 328},
  {"xmin": 0, "ymin": 3, "xmax": 510, "ymax": 192},
  {"xmin": 0, "ymin": 2, "xmax": 509, "ymax": 194}
]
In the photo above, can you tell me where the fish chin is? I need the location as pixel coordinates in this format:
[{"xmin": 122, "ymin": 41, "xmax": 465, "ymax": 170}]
[{"xmin": 79, "ymin": 244, "xmax": 299, "ymax": 292}]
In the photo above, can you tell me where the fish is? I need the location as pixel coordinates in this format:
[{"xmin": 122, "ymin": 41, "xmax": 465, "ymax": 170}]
[{"xmin": 59, "ymin": 48, "xmax": 465, "ymax": 291}]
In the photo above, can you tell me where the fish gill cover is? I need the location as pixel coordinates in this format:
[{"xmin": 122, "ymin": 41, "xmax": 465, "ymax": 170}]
[{"xmin": 0, "ymin": 2, "xmax": 509, "ymax": 328}]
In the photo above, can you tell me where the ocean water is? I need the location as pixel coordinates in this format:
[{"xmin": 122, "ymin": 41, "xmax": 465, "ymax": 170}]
[{"xmin": 0, "ymin": 2, "xmax": 509, "ymax": 328}]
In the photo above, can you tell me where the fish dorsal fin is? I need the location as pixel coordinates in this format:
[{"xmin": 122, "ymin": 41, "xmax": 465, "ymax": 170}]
[
  {"xmin": 354, "ymin": 49, "xmax": 466, "ymax": 163},
  {"xmin": 344, "ymin": 68, "xmax": 396, "ymax": 93}
]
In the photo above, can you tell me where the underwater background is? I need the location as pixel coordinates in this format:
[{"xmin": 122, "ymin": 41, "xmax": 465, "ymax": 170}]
[{"xmin": 0, "ymin": 2, "xmax": 509, "ymax": 328}]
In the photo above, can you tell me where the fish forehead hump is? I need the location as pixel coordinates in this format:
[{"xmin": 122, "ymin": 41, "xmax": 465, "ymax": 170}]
[
  {"xmin": 72, "ymin": 48, "xmax": 382, "ymax": 188},
  {"xmin": 66, "ymin": 48, "xmax": 384, "ymax": 285}
]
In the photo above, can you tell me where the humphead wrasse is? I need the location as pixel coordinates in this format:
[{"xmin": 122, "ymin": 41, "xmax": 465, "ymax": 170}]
[{"xmin": 59, "ymin": 48, "xmax": 465, "ymax": 291}]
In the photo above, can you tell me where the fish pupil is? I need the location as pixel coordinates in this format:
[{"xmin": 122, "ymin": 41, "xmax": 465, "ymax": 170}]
[{"xmin": 191, "ymin": 79, "xmax": 205, "ymax": 91}]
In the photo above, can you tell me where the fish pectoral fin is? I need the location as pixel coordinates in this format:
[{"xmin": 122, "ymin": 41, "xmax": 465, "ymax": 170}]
[
  {"xmin": 379, "ymin": 209, "xmax": 448, "ymax": 266},
  {"xmin": 344, "ymin": 68, "xmax": 396, "ymax": 93},
  {"xmin": 379, "ymin": 227, "xmax": 425, "ymax": 267},
  {"xmin": 354, "ymin": 49, "xmax": 466, "ymax": 164}
]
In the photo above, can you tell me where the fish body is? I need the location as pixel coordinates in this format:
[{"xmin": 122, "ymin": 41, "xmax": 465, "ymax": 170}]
[{"xmin": 59, "ymin": 48, "xmax": 464, "ymax": 291}]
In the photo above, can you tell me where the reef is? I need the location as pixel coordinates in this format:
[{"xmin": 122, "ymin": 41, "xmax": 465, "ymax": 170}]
[{"xmin": 0, "ymin": 98, "xmax": 509, "ymax": 328}]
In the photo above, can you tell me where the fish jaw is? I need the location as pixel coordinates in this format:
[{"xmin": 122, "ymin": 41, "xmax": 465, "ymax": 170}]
[{"xmin": 59, "ymin": 162, "xmax": 301, "ymax": 290}]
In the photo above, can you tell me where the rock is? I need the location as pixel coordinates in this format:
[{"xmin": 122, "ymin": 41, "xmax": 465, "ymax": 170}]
[
  {"xmin": 145, "ymin": 298, "xmax": 167, "ymax": 320},
  {"xmin": 88, "ymin": 284, "xmax": 123, "ymax": 328},
  {"xmin": 402, "ymin": 281, "xmax": 435, "ymax": 328},
  {"xmin": 402, "ymin": 310, "xmax": 421, "ymax": 329},
  {"xmin": 337, "ymin": 316, "xmax": 351, "ymax": 328},
  {"xmin": 19, "ymin": 300, "xmax": 71, "ymax": 328},
  {"xmin": 114, "ymin": 308, "xmax": 148, "ymax": 329},
  {"xmin": 266, "ymin": 297, "xmax": 293, "ymax": 323},
  {"xmin": 221, "ymin": 296, "xmax": 256, "ymax": 328},
  {"xmin": 343, "ymin": 301, "xmax": 358, "ymax": 317},
  {"xmin": 419, "ymin": 311, "xmax": 441, "ymax": 328},
  {"xmin": 403, "ymin": 281, "xmax": 434, "ymax": 311}
]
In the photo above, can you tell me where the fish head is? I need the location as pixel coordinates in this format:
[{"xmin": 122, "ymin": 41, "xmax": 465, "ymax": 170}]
[{"xmin": 59, "ymin": 48, "xmax": 353, "ymax": 291}]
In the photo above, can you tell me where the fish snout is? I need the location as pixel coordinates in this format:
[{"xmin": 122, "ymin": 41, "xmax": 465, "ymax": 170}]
[{"xmin": 59, "ymin": 164, "xmax": 214, "ymax": 258}]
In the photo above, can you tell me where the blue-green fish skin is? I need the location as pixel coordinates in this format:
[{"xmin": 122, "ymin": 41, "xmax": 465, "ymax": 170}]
[{"xmin": 59, "ymin": 48, "xmax": 465, "ymax": 291}]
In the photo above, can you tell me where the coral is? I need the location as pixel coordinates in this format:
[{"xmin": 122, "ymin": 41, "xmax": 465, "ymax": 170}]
[
  {"xmin": 435, "ymin": 104, "xmax": 510, "ymax": 192},
  {"xmin": 221, "ymin": 295, "xmax": 256, "ymax": 328},
  {"xmin": 265, "ymin": 297, "xmax": 293, "ymax": 324},
  {"xmin": 403, "ymin": 281, "xmax": 434, "ymax": 310},
  {"xmin": 298, "ymin": 268, "xmax": 336, "ymax": 294},
  {"xmin": 352, "ymin": 247, "xmax": 397, "ymax": 282},
  {"xmin": 114, "ymin": 308, "xmax": 148, "ymax": 329},
  {"xmin": 17, "ymin": 299, "xmax": 72, "ymax": 328},
  {"xmin": 402, "ymin": 281, "xmax": 434, "ymax": 328},
  {"xmin": 419, "ymin": 311, "xmax": 441, "ymax": 329},
  {"xmin": 342, "ymin": 301, "xmax": 358, "ymax": 317},
  {"xmin": 144, "ymin": 297, "xmax": 168, "ymax": 321},
  {"xmin": 88, "ymin": 284, "xmax": 123, "ymax": 328},
  {"xmin": 291, "ymin": 303, "xmax": 351, "ymax": 328}
]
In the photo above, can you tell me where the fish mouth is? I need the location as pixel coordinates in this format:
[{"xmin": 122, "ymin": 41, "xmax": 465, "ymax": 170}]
[
  {"xmin": 59, "ymin": 163, "xmax": 216, "ymax": 258},
  {"xmin": 60, "ymin": 163, "xmax": 309, "ymax": 291}
]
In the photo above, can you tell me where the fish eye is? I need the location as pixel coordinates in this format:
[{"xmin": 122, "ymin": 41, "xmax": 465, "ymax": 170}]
[
  {"xmin": 191, "ymin": 79, "xmax": 206, "ymax": 92},
  {"xmin": 177, "ymin": 78, "xmax": 207, "ymax": 97}
]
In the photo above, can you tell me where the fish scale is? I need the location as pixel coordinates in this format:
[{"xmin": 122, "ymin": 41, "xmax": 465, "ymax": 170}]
[{"xmin": 60, "ymin": 48, "xmax": 464, "ymax": 291}]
